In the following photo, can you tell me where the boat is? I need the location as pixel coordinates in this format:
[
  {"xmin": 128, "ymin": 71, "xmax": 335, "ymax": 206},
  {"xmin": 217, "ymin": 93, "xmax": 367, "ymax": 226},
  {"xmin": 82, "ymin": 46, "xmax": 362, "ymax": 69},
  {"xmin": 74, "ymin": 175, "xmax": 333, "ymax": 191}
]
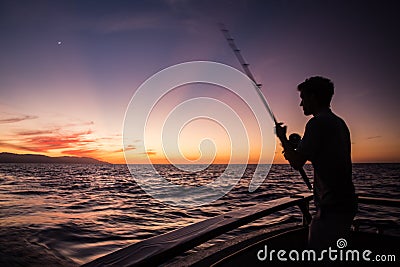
[{"xmin": 82, "ymin": 193, "xmax": 399, "ymax": 266}]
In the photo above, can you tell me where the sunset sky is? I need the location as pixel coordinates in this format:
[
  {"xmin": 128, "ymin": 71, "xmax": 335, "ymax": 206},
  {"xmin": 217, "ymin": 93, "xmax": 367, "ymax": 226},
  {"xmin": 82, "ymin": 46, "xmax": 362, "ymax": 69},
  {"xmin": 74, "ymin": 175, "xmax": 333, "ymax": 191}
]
[{"xmin": 1, "ymin": 0, "xmax": 399, "ymax": 164}]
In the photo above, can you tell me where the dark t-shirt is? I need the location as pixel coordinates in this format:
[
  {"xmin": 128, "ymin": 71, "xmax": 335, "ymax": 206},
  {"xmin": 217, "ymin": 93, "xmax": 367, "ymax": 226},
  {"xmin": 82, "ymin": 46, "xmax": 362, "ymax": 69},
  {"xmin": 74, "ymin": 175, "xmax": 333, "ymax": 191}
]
[{"xmin": 297, "ymin": 109, "xmax": 356, "ymax": 211}]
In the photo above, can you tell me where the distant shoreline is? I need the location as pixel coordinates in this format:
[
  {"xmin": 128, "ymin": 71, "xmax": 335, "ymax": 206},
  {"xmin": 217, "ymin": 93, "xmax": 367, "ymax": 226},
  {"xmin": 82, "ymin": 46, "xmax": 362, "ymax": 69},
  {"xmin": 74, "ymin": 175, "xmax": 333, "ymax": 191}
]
[{"xmin": 0, "ymin": 152, "xmax": 110, "ymax": 164}]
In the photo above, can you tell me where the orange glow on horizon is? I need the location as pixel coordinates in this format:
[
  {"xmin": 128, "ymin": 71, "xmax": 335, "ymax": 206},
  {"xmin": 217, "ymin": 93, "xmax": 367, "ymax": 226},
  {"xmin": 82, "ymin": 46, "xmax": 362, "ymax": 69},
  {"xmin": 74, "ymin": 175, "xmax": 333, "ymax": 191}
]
[{"xmin": 2, "ymin": 131, "xmax": 400, "ymax": 164}]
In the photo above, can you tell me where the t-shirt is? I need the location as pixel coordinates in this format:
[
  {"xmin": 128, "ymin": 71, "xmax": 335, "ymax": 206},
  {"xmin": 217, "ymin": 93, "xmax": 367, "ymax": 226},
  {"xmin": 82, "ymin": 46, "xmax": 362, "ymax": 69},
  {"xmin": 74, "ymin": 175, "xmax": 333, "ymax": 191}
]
[{"xmin": 297, "ymin": 108, "xmax": 356, "ymax": 211}]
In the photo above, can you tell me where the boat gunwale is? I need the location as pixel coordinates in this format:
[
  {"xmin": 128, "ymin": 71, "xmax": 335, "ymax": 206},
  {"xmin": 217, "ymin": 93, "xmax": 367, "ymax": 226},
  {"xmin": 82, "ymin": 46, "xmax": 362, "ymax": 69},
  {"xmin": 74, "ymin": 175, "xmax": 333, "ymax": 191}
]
[{"xmin": 82, "ymin": 194, "xmax": 399, "ymax": 267}]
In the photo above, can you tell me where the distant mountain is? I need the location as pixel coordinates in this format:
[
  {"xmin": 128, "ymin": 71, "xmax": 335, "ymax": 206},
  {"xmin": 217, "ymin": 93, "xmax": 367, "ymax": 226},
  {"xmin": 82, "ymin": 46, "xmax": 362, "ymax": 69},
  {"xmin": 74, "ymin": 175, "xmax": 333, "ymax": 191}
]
[{"xmin": 0, "ymin": 152, "xmax": 110, "ymax": 164}]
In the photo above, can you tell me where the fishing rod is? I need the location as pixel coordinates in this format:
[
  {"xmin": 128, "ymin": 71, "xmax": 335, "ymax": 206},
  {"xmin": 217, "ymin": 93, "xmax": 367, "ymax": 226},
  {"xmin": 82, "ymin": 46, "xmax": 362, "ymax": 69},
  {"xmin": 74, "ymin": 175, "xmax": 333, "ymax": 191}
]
[{"xmin": 219, "ymin": 24, "xmax": 312, "ymax": 191}]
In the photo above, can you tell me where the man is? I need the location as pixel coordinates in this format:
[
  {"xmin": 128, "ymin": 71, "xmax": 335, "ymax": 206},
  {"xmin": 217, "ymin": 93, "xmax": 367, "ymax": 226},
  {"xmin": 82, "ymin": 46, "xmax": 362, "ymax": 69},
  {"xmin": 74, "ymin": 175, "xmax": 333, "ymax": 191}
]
[{"xmin": 275, "ymin": 76, "xmax": 357, "ymax": 250}]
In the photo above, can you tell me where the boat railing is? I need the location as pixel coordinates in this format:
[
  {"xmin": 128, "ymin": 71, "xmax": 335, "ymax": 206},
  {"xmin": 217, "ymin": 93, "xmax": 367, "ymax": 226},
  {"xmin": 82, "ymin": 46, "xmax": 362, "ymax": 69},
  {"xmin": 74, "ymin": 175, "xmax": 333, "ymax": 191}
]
[
  {"xmin": 354, "ymin": 195, "xmax": 400, "ymax": 234},
  {"xmin": 82, "ymin": 193, "xmax": 399, "ymax": 267}
]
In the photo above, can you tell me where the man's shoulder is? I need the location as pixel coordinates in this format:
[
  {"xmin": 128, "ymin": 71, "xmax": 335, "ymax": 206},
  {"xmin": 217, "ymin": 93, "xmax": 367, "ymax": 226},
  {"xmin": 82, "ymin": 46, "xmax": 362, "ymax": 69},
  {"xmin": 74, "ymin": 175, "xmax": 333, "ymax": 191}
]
[
  {"xmin": 305, "ymin": 115, "xmax": 321, "ymax": 128},
  {"xmin": 306, "ymin": 110, "xmax": 349, "ymax": 132},
  {"xmin": 313, "ymin": 110, "xmax": 346, "ymax": 124}
]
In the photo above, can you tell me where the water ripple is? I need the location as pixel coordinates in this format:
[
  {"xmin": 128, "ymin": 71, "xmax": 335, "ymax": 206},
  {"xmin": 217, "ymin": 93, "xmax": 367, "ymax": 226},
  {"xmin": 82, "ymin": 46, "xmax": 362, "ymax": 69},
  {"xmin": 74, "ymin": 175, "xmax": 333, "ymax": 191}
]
[{"xmin": 0, "ymin": 163, "xmax": 399, "ymax": 265}]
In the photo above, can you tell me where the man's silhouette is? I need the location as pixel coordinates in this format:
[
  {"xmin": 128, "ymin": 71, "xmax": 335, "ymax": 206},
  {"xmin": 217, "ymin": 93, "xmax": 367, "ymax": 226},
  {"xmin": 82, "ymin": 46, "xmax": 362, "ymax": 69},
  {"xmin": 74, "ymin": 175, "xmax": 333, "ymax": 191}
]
[{"xmin": 276, "ymin": 76, "xmax": 357, "ymax": 249}]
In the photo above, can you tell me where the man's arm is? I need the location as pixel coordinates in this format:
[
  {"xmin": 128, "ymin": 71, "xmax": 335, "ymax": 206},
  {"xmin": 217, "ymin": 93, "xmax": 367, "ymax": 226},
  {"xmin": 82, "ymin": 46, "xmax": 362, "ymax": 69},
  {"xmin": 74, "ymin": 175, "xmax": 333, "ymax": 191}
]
[{"xmin": 275, "ymin": 123, "xmax": 307, "ymax": 170}]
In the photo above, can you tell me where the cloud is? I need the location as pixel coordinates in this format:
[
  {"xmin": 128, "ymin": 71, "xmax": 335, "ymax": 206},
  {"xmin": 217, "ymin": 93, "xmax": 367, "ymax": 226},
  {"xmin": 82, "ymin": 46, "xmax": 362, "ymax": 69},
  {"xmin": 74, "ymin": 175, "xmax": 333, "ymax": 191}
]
[
  {"xmin": 25, "ymin": 131, "xmax": 95, "ymax": 151},
  {"xmin": 0, "ymin": 113, "xmax": 38, "ymax": 124},
  {"xmin": 101, "ymin": 16, "xmax": 162, "ymax": 33},
  {"xmin": 85, "ymin": 12, "xmax": 170, "ymax": 34},
  {"xmin": 0, "ymin": 129, "xmax": 96, "ymax": 154},
  {"xmin": 114, "ymin": 145, "xmax": 136, "ymax": 153},
  {"xmin": 84, "ymin": 3, "xmax": 206, "ymax": 35},
  {"xmin": 366, "ymin": 135, "xmax": 382, "ymax": 140},
  {"xmin": 0, "ymin": 115, "xmax": 122, "ymax": 161},
  {"xmin": 143, "ymin": 149, "xmax": 157, "ymax": 156},
  {"xmin": 125, "ymin": 145, "xmax": 136, "ymax": 150},
  {"xmin": 0, "ymin": 141, "xmax": 39, "ymax": 152},
  {"xmin": 63, "ymin": 121, "xmax": 94, "ymax": 128},
  {"xmin": 61, "ymin": 149, "xmax": 98, "ymax": 157},
  {"xmin": 16, "ymin": 129, "xmax": 57, "ymax": 136}
]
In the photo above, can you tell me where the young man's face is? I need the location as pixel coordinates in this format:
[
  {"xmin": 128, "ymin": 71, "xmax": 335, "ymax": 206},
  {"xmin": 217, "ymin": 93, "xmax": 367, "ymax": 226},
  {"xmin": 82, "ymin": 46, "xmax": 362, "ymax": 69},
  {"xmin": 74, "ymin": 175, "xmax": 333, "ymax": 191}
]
[{"xmin": 300, "ymin": 91, "xmax": 314, "ymax": 116}]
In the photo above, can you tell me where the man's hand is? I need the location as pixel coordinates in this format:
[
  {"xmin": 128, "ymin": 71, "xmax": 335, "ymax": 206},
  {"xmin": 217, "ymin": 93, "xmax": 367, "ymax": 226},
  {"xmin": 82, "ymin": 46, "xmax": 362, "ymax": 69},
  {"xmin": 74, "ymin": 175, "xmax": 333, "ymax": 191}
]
[
  {"xmin": 275, "ymin": 122, "xmax": 306, "ymax": 170},
  {"xmin": 275, "ymin": 122, "xmax": 292, "ymax": 154},
  {"xmin": 275, "ymin": 122, "xmax": 287, "ymax": 142}
]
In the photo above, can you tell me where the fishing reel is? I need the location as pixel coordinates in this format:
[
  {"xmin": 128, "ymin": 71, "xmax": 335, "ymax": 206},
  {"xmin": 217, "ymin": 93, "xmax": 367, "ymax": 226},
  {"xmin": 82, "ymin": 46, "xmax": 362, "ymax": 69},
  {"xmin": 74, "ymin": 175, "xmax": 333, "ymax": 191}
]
[
  {"xmin": 288, "ymin": 133, "xmax": 302, "ymax": 150},
  {"xmin": 281, "ymin": 133, "xmax": 301, "ymax": 154}
]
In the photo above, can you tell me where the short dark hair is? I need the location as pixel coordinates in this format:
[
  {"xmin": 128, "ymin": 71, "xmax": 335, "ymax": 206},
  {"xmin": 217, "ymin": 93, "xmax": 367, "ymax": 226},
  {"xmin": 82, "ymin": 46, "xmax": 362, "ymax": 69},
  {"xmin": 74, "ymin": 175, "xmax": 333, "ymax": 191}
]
[{"xmin": 297, "ymin": 76, "xmax": 334, "ymax": 107}]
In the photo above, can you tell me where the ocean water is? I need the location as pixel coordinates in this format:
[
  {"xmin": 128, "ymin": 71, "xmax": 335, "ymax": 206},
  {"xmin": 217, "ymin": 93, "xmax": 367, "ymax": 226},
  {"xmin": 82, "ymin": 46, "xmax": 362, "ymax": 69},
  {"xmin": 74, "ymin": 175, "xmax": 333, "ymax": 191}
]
[{"xmin": 0, "ymin": 163, "xmax": 399, "ymax": 266}]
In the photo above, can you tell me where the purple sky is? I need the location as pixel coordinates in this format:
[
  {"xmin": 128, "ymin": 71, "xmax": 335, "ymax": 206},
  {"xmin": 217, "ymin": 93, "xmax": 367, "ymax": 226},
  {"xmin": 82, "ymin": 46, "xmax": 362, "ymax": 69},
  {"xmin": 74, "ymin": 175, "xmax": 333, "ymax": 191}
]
[{"xmin": 1, "ymin": 0, "xmax": 399, "ymax": 163}]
